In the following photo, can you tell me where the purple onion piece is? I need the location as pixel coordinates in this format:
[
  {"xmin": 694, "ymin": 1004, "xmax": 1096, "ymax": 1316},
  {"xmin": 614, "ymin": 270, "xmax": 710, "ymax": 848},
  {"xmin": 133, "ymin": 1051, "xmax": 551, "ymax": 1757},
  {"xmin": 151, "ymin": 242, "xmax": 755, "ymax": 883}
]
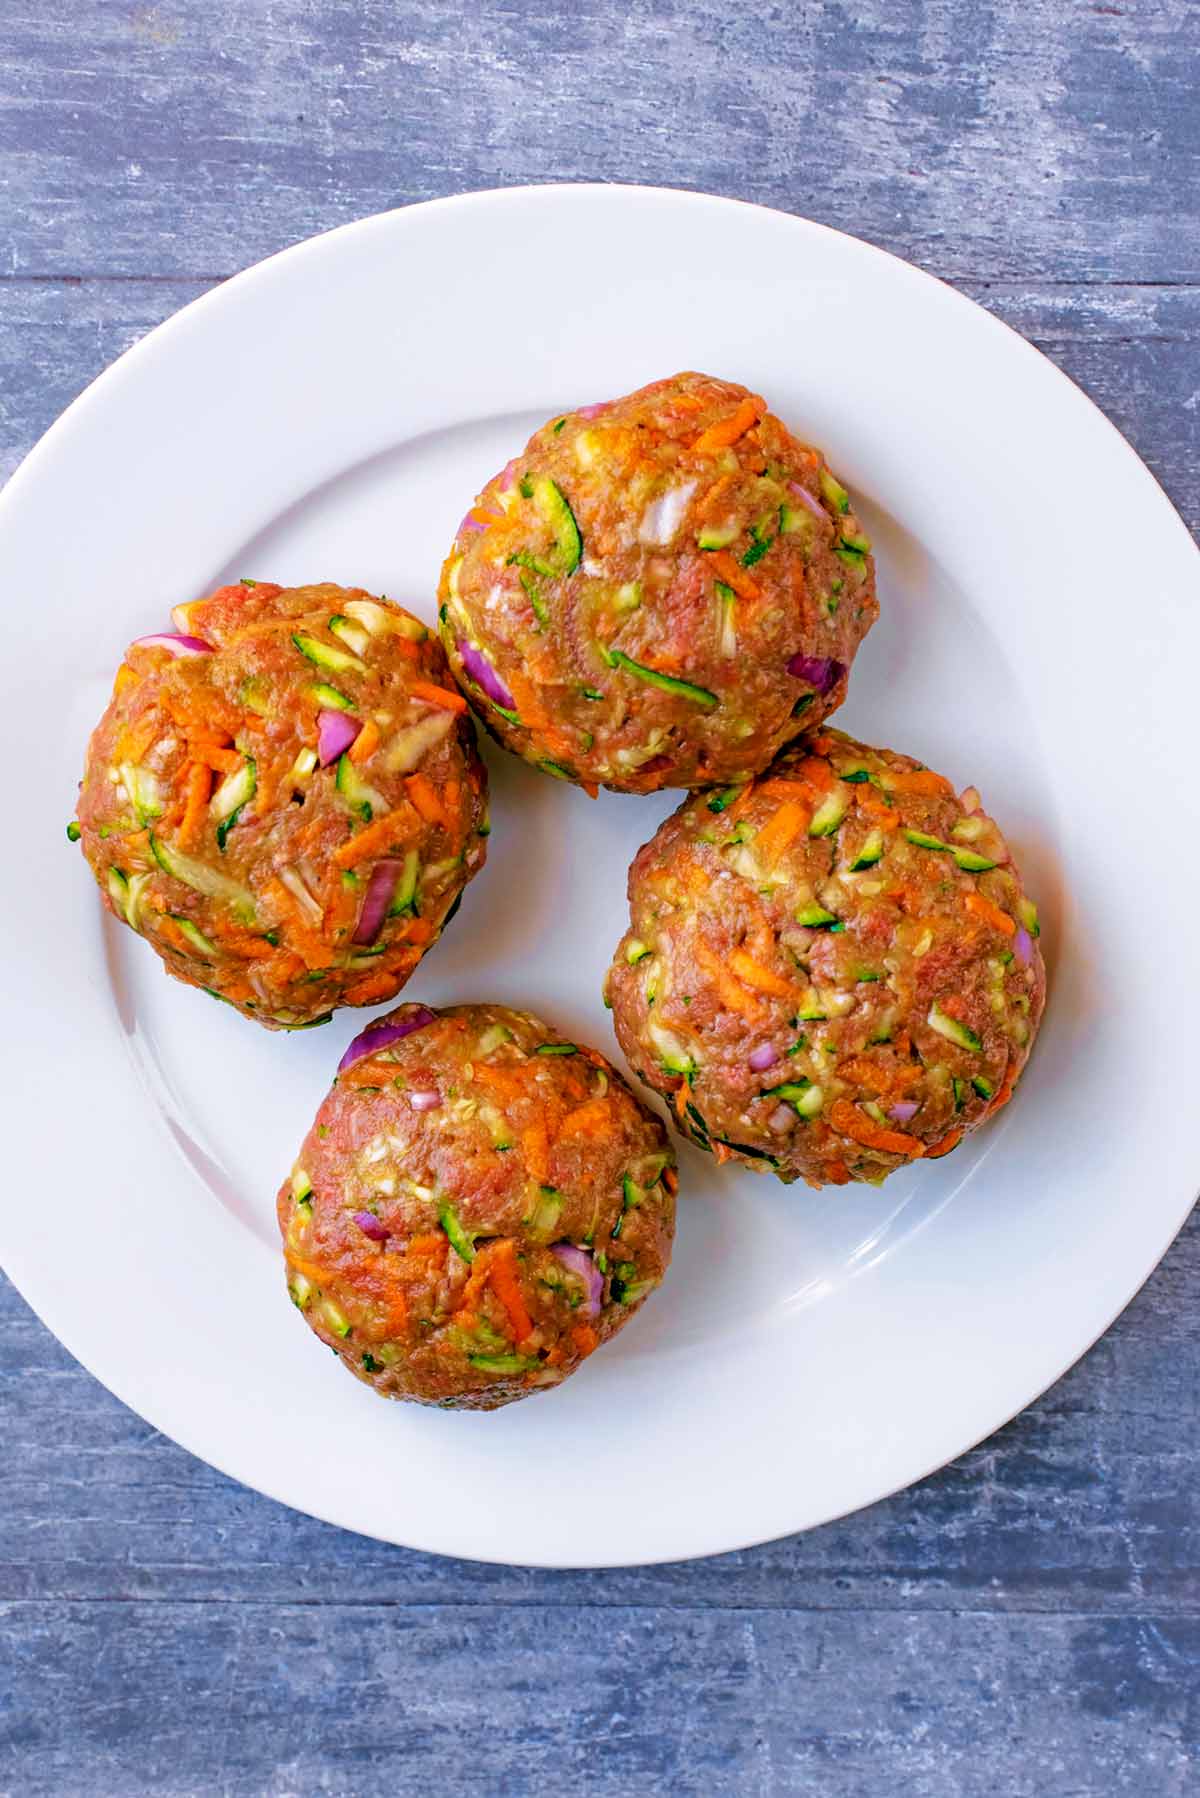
[
  {"xmin": 458, "ymin": 512, "xmax": 486, "ymax": 536},
  {"xmin": 352, "ymin": 858, "xmax": 405, "ymax": 946},
  {"xmin": 787, "ymin": 481, "xmax": 827, "ymax": 521},
  {"xmin": 318, "ymin": 708, "xmax": 362, "ymax": 768},
  {"xmin": 1013, "ymin": 926, "xmax": 1034, "ymax": 968},
  {"xmin": 888, "ymin": 1100, "xmax": 920, "ymax": 1125},
  {"xmin": 576, "ymin": 400, "xmax": 611, "ymax": 419},
  {"xmin": 408, "ymin": 1089, "xmax": 441, "ymax": 1112},
  {"xmin": 748, "ymin": 1043, "xmax": 778, "ymax": 1072},
  {"xmin": 131, "ymin": 632, "xmax": 213, "ymax": 657},
  {"xmin": 497, "ymin": 458, "xmax": 520, "ymax": 492},
  {"xmin": 552, "ymin": 1243, "xmax": 603, "ymax": 1317},
  {"xmin": 353, "ymin": 1211, "xmax": 389, "ymax": 1242},
  {"xmin": 456, "ymin": 638, "xmax": 516, "ymax": 712},
  {"xmin": 768, "ymin": 1103, "xmax": 796, "ymax": 1134},
  {"xmin": 338, "ymin": 1004, "xmax": 438, "ymax": 1073},
  {"xmin": 786, "ymin": 653, "xmax": 845, "ymax": 695}
]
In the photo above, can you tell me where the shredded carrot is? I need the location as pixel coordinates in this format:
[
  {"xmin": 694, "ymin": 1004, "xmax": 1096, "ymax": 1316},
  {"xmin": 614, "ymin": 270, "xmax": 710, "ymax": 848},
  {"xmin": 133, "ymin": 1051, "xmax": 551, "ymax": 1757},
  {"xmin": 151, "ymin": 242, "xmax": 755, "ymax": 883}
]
[
  {"xmin": 580, "ymin": 780, "xmax": 599, "ymax": 800},
  {"xmin": 398, "ymin": 916, "xmax": 434, "ymax": 945},
  {"xmin": 113, "ymin": 663, "xmax": 138, "ymax": 696},
  {"xmin": 963, "ymin": 892, "xmax": 1016, "ymax": 937},
  {"xmin": 987, "ymin": 1067, "xmax": 1018, "ymax": 1114},
  {"xmin": 693, "ymin": 938, "xmax": 768, "ymax": 1021},
  {"xmin": 471, "ymin": 1063, "xmax": 528, "ymax": 1100},
  {"xmin": 691, "ymin": 394, "xmax": 765, "ymax": 455},
  {"xmin": 348, "ymin": 717, "xmax": 381, "ymax": 764},
  {"xmin": 697, "ymin": 472, "xmax": 735, "ymax": 518},
  {"xmin": 856, "ymin": 789, "xmax": 900, "ymax": 828},
  {"xmin": 571, "ymin": 1323, "xmax": 599, "ymax": 1358},
  {"xmin": 836, "ymin": 1055, "xmax": 922, "ymax": 1098},
  {"xmin": 673, "ymin": 1084, "xmax": 690, "ymax": 1125},
  {"xmin": 808, "ymin": 733, "xmax": 835, "ymax": 755},
  {"xmin": 791, "ymin": 754, "xmax": 835, "ymax": 793},
  {"xmin": 405, "ymin": 1232, "xmax": 448, "ymax": 1269},
  {"xmin": 332, "ymin": 811, "xmax": 409, "ymax": 868},
  {"xmin": 405, "ymin": 772, "xmax": 450, "ymax": 829},
  {"xmin": 343, "ymin": 969, "xmax": 401, "ymax": 1005},
  {"xmin": 662, "ymin": 1166, "xmax": 678, "ymax": 1196},
  {"xmin": 556, "ymin": 1098, "xmax": 613, "ymax": 1142},
  {"xmin": 824, "ymin": 1159, "xmax": 853, "ymax": 1185},
  {"xmin": 264, "ymin": 879, "xmax": 330, "ymax": 967},
  {"xmin": 881, "ymin": 767, "xmax": 954, "ymax": 798},
  {"xmin": 754, "ymin": 799, "xmax": 810, "ymax": 864},
  {"xmin": 712, "ymin": 1141, "xmax": 734, "ymax": 1166},
  {"xmin": 755, "ymin": 778, "xmax": 812, "ymax": 803},
  {"xmin": 486, "ymin": 1238, "xmax": 534, "ymax": 1344},
  {"xmin": 830, "ymin": 1098, "xmax": 925, "ymax": 1158},
  {"xmin": 469, "ymin": 506, "xmax": 506, "ymax": 528},
  {"xmin": 284, "ymin": 1251, "xmax": 332, "ymax": 1286},
  {"xmin": 195, "ymin": 743, "xmax": 242, "ymax": 776},
  {"xmin": 925, "ymin": 1128, "xmax": 963, "ymax": 1160},
  {"xmin": 177, "ymin": 763, "xmax": 212, "ymax": 849},
  {"xmin": 706, "ymin": 549, "xmax": 761, "ymax": 600},
  {"xmin": 411, "ymin": 680, "xmax": 468, "ymax": 716},
  {"xmin": 728, "ymin": 947, "xmax": 800, "ymax": 1000},
  {"xmin": 521, "ymin": 1118, "xmax": 551, "ymax": 1185},
  {"xmin": 120, "ymin": 713, "xmax": 161, "ymax": 764}
]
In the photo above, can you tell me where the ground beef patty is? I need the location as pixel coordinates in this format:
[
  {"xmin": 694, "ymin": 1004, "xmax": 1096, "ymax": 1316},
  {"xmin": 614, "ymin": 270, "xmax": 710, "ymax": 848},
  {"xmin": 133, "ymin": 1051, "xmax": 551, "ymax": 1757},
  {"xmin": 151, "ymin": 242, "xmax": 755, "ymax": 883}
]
[
  {"xmin": 74, "ymin": 582, "xmax": 488, "ymax": 1028},
  {"xmin": 439, "ymin": 372, "xmax": 878, "ymax": 793},
  {"xmin": 606, "ymin": 728, "xmax": 1046, "ymax": 1188},
  {"xmin": 279, "ymin": 1002, "xmax": 677, "ymax": 1409}
]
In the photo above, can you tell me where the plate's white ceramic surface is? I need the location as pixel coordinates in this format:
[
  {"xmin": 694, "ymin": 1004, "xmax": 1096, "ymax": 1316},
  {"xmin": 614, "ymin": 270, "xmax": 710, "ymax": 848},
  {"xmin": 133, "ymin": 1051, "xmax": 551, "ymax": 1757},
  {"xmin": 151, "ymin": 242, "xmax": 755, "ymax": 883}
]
[{"xmin": 2, "ymin": 186, "xmax": 1197, "ymax": 1566}]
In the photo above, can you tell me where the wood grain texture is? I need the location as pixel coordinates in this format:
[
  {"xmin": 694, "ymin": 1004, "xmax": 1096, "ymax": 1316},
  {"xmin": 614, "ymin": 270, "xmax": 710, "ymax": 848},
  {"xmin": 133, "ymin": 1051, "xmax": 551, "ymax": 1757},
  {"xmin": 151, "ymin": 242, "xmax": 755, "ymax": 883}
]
[{"xmin": 1, "ymin": 0, "xmax": 1198, "ymax": 1790}]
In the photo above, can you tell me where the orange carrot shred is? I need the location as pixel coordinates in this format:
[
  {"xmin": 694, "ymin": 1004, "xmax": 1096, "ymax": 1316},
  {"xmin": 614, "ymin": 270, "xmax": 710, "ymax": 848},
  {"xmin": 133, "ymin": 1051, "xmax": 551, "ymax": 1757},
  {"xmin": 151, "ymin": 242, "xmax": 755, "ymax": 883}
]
[
  {"xmin": 728, "ymin": 947, "xmax": 799, "ymax": 999},
  {"xmin": 176, "ymin": 763, "xmax": 212, "ymax": 849},
  {"xmin": 348, "ymin": 718, "xmax": 381, "ymax": 764},
  {"xmin": 706, "ymin": 549, "xmax": 761, "ymax": 600},
  {"xmin": 963, "ymin": 892, "xmax": 1016, "ymax": 937},
  {"xmin": 487, "ymin": 1238, "xmax": 534, "ymax": 1344},
  {"xmin": 925, "ymin": 1128, "xmax": 963, "ymax": 1160},
  {"xmin": 753, "ymin": 799, "xmax": 810, "ymax": 865},
  {"xmin": 691, "ymin": 394, "xmax": 765, "ymax": 455},
  {"xmin": 410, "ymin": 680, "xmax": 468, "ymax": 716},
  {"xmin": 830, "ymin": 1098, "xmax": 925, "ymax": 1159},
  {"xmin": 332, "ymin": 811, "xmax": 409, "ymax": 868},
  {"xmin": 405, "ymin": 772, "xmax": 449, "ymax": 829}
]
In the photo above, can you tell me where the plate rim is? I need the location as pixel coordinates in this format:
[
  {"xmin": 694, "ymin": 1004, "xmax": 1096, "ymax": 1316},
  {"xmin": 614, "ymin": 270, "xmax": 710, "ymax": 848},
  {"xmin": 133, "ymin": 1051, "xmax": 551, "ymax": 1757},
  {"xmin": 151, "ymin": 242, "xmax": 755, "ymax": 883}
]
[{"xmin": 3, "ymin": 182, "xmax": 1197, "ymax": 1567}]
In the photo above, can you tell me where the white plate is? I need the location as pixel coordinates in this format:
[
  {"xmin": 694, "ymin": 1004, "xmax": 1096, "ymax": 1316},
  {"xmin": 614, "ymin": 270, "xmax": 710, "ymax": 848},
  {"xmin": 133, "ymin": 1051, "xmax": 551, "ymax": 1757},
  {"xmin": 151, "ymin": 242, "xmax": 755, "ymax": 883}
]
[{"xmin": 2, "ymin": 186, "xmax": 1197, "ymax": 1567}]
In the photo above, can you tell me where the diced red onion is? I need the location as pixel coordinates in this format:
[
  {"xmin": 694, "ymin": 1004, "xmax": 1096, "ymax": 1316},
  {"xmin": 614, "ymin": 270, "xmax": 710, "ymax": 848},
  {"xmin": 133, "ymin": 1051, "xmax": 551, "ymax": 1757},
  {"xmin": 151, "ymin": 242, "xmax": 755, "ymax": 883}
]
[
  {"xmin": 131, "ymin": 632, "xmax": 213, "ymax": 657},
  {"xmin": 457, "ymin": 638, "xmax": 516, "ymax": 712},
  {"xmin": 768, "ymin": 1104, "xmax": 795, "ymax": 1134},
  {"xmin": 498, "ymin": 458, "xmax": 520, "ymax": 492},
  {"xmin": 338, "ymin": 1004, "xmax": 438, "ymax": 1073},
  {"xmin": 353, "ymin": 1211, "xmax": 389, "ymax": 1242},
  {"xmin": 1013, "ymin": 926, "xmax": 1033, "ymax": 968},
  {"xmin": 577, "ymin": 401, "xmax": 611, "ymax": 419},
  {"xmin": 787, "ymin": 482, "xmax": 827, "ymax": 521},
  {"xmin": 552, "ymin": 1243, "xmax": 603, "ymax": 1316},
  {"xmin": 888, "ymin": 1100, "xmax": 920, "ymax": 1124},
  {"xmin": 458, "ymin": 512, "xmax": 486, "ymax": 536},
  {"xmin": 961, "ymin": 786, "xmax": 982, "ymax": 815},
  {"xmin": 408, "ymin": 1089, "xmax": 441, "ymax": 1112},
  {"xmin": 318, "ymin": 708, "xmax": 362, "ymax": 767},
  {"xmin": 748, "ymin": 1043, "xmax": 778, "ymax": 1072},
  {"xmin": 786, "ymin": 653, "xmax": 845, "ymax": 695},
  {"xmin": 352, "ymin": 858, "xmax": 404, "ymax": 946}
]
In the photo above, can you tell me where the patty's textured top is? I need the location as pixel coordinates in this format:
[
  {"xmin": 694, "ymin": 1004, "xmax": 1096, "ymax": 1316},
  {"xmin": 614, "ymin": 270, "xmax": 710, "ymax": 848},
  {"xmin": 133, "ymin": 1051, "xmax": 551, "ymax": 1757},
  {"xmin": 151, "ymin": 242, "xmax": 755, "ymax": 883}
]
[
  {"xmin": 279, "ymin": 1003, "xmax": 677, "ymax": 1409},
  {"xmin": 607, "ymin": 728, "xmax": 1046, "ymax": 1187},
  {"xmin": 75, "ymin": 582, "xmax": 488, "ymax": 1028},
  {"xmin": 439, "ymin": 372, "xmax": 878, "ymax": 792}
]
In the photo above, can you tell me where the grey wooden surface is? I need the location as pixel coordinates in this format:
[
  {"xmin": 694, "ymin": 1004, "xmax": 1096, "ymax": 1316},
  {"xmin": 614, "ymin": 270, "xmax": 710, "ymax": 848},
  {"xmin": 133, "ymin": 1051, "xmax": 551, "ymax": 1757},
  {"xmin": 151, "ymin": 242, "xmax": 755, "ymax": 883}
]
[{"xmin": 2, "ymin": 3, "xmax": 1198, "ymax": 1793}]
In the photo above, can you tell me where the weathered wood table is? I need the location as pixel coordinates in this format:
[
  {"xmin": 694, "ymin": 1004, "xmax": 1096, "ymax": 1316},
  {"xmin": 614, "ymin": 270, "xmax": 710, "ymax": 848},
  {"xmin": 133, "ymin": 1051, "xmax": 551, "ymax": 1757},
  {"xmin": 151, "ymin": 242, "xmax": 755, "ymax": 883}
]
[{"xmin": 2, "ymin": 3, "xmax": 1197, "ymax": 1791}]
